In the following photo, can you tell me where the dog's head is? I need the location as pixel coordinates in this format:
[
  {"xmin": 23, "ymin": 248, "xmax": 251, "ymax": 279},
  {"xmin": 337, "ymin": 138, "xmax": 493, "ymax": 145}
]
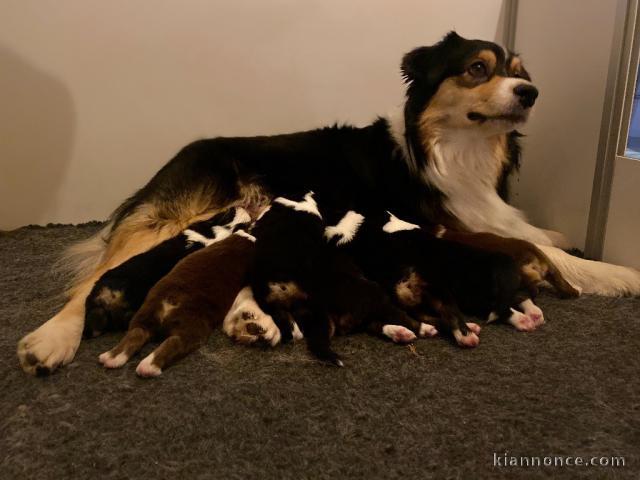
[{"xmin": 402, "ymin": 31, "xmax": 536, "ymax": 141}]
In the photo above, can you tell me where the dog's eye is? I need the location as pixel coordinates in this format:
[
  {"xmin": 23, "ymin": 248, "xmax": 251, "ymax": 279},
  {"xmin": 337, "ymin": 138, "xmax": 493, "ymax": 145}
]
[{"xmin": 468, "ymin": 61, "xmax": 487, "ymax": 78}]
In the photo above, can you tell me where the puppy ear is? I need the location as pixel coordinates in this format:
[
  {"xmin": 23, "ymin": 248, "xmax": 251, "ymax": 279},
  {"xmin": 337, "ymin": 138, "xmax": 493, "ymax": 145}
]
[{"xmin": 401, "ymin": 31, "xmax": 463, "ymax": 85}]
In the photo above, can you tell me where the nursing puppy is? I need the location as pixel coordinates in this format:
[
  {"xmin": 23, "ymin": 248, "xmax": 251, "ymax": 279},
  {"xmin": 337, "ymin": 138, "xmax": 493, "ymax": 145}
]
[
  {"xmin": 98, "ymin": 231, "xmax": 255, "ymax": 377},
  {"xmin": 328, "ymin": 211, "xmax": 539, "ymax": 344},
  {"xmin": 83, "ymin": 207, "xmax": 251, "ymax": 338},
  {"xmin": 435, "ymin": 226, "xmax": 581, "ymax": 301},
  {"xmin": 250, "ymin": 192, "xmax": 435, "ymax": 366}
]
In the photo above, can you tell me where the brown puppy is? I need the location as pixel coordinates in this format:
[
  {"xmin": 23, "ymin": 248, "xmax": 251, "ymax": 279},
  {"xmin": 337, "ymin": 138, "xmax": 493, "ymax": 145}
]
[
  {"xmin": 435, "ymin": 226, "xmax": 580, "ymax": 300},
  {"xmin": 98, "ymin": 231, "xmax": 255, "ymax": 377}
]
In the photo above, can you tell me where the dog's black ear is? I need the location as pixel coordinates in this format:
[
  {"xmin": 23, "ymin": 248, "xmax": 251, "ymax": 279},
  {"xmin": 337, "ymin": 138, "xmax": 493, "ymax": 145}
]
[{"xmin": 401, "ymin": 31, "xmax": 464, "ymax": 85}]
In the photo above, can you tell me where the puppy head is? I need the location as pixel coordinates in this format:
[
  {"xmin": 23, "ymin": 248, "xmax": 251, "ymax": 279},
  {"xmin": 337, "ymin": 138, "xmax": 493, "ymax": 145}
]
[{"xmin": 402, "ymin": 31, "xmax": 536, "ymax": 139}]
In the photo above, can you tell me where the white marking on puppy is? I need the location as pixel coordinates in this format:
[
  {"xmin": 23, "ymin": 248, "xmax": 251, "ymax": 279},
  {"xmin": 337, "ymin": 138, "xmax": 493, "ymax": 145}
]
[
  {"xmin": 234, "ymin": 230, "xmax": 256, "ymax": 242},
  {"xmin": 159, "ymin": 300, "xmax": 177, "ymax": 322},
  {"xmin": 274, "ymin": 191, "xmax": 322, "ymax": 218},
  {"xmin": 226, "ymin": 207, "xmax": 252, "ymax": 230},
  {"xmin": 383, "ymin": 212, "xmax": 420, "ymax": 233},
  {"xmin": 382, "ymin": 324, "xmax": 417, "ymax": 343},
  {"xmin": 291, "ymin": 321, "xmax": 304, "ymax": 340},
  {"xmin": 465, "ymin": 322, "xmax": 482, "ymax": 334},
  {"xmin": 98, "ymin": 351, "xmax": 129, "ymax": 369},
  {"xmin": 136, "ymin": 353, "xmax": 162, "ymax": 378},
  {"xmin": 453, "ymin": 329, "xmax": 480, "ymax": 348},
  {"xmin": 212, "ymin": 225, "xmax": 233, "ymax": 241},
  {"xmin": 508, "ymin": 308, "xmax": 535, "ymax": 332},
  {"xmin": 324, "ymin": 210, "xmax": 365, "ymax": 245},
  {"xmin": 520, "ymin": 299, "xmax": 544, "ymax": 326},
  {"xmin": 95, "ymin": 287, "xmax": 125, "ymax": 307},
  {"xmin": 434, "ymin": 225, "xmax": 447, "ymax": 238},
  {"xmin": 487, "ymin": 312, "xmax": 499, "ymax": 323},
  {"xmin": 419, "ymin": 322, "xmax": 438, "ymax": 337},
  {"xmin": 184, "ymin": 229, "xmax": 216, "ymax": 247}
]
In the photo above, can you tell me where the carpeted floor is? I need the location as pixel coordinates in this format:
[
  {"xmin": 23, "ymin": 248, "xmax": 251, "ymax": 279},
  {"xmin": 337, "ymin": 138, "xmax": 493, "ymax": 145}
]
[{"xmin": 1, "ymin": 224, "xmax": 639, "ymax": 479}]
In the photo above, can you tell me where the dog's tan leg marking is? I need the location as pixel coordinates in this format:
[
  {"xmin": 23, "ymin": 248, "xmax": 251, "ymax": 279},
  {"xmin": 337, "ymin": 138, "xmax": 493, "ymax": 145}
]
[{"xmin": 17, "ymin": 211, "xmax": 186, "ymax": 375}]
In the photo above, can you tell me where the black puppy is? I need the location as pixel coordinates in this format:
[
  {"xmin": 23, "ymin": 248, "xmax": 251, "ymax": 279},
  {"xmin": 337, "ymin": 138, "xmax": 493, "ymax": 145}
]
[
  {"xmin": 83, "ymin": 206, "xmax": 251, "ymax": 338},
  {"xmin": 250, "ymin": 192, "xmax": 433, "ymax": 366},
  {"xmin": 329, "ymin": 210, "xmax": 537, "ymax": 347}
]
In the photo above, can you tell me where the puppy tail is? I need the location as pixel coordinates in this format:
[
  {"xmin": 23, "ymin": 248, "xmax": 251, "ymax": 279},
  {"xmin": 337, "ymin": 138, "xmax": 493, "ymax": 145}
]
[{"xmin": 536, "ymin": 245, "xmax": 640, "ymax": 296}]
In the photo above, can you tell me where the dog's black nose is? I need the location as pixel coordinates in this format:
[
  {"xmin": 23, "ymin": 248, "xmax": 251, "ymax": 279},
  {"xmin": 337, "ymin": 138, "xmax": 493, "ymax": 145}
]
[{"xmin": 513, "ymin": 84, "xmax": 538, "ymax": 108}]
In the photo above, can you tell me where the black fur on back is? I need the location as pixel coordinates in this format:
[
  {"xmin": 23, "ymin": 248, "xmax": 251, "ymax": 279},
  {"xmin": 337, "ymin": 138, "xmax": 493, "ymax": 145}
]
[{"xmin": 104, "ymin": 32, "xmax": 526, "ymax": 241}]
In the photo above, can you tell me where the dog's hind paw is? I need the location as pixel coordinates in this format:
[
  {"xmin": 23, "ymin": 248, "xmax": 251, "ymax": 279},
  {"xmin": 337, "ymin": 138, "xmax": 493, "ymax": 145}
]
[
  {"xmin": 136, "ymin": 353, "xmax": 162, "ymax": 378},
  {"xmin": 519, "ymin": 299, "xmax": 545, "ymax": 327},
  {"xmin": 382, "ymin": 324, "xmax": 417, "ymax": 343},
  {"xmin": 225, "ymin": 308, "xmax": 282, "ymax": 347},
  {"xmin": 17, "ymin": 315, "xmax": 82, "ymax": 376},
  {"xmin": 419, "ymin": 322, "xmax": 438, "ymax": 337},
  {"xmin": 508, "ymin": 309, "xmax": 537, "ymax": 332},
  {"xmin": 453, "ymin": 328, "xmax": 480, "ymax": 348},
  {"xmin": 465, "ymin": 322, "xmax": 481, "ymax": 334},
  {"xmin": 98, "ymin": 350, "xmax": 129, "ymax": 369}
]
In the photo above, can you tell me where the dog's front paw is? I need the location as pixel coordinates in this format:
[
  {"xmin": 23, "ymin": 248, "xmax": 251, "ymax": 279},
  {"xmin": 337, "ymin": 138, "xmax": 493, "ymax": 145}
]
[
  {"xmin": 542, "ymin": 229, "xmax": 572, "ymax": 250},
  {"xmin": 17, "ymin": 315, "xmax": 82, "ymax": 376}
]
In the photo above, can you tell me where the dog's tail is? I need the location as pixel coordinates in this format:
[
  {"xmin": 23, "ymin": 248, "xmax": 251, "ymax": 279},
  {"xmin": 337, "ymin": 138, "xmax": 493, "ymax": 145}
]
[{"xmin": 536, "ymin": 245, "xmax": 640, "ymax": 296}]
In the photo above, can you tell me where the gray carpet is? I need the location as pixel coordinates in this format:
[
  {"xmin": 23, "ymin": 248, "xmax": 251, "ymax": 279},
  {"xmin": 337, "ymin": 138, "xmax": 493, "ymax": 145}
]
[{"xmin": 1, "ymin": 224, "xmax": 639, "ymax": 480}]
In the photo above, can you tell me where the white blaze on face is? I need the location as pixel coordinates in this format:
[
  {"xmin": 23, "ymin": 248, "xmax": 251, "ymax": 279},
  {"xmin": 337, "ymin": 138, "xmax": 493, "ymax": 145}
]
[
  {"xmin": 382, "ymin": 212, "xmax": 420, "ymax": 233},
  {"xmin": 324, "ymin": 210, "xmax": 365, "ymax": 245},
  {"xmin": 274, "ymin": 191, "xmax": 322, "ymax": 218}
]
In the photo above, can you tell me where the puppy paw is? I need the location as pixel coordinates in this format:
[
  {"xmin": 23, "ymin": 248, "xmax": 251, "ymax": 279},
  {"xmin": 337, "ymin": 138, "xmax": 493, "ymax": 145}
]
[
  {"xmin": 453, "ymin": 329, "xmax": 480, "ymax": 348},
  {"xmin": 291, "ymin": 321, "xmax": 304, "ymax": 340},
  {"xmin": 136, "ymin": 353, "xmax": 162, "ymax": 378},
  {"xmin": 520, "ymin": 300, "xmax": 545, "ymax": 327},
  {"xmin": 98, "ymin": 351, "xmax": 129, "ymax": 369},
  {"xmin": 508, "ymin": 309, "xmax": 536, "ymax": 332},
  {"xmin": 419, "ymin": 322, "xmax": 438, "ymax": 337},
  {"xmin": 226, "ymin": 308, "xmax": 282, "ymax": 347},
  {"xmin": 382, "ymin": 324, "xmax": 417, "ymax": 344},
  {"xmin": 465, "ymin": 322, "xmax": 481, "ymax": 335}
]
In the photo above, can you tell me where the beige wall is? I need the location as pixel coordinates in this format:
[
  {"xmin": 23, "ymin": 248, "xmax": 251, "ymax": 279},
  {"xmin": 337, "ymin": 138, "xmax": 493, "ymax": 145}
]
[
  {"xmin": 0, "ymin": 0, "xmax": 504, "ymax": 229},
  {"xmin": 603, "ymin": 157, "xmax": 640, "ymax": 268},
  {"xmin": 511, "ymin": 0, "xmax": 618, "ymax": 250}
]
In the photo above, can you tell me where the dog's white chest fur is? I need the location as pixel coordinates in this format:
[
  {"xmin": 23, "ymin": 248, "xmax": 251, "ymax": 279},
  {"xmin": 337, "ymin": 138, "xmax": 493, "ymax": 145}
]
[{"xmin": 420, "ymin": 133, "xmax": 551, "ymax": 245}]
